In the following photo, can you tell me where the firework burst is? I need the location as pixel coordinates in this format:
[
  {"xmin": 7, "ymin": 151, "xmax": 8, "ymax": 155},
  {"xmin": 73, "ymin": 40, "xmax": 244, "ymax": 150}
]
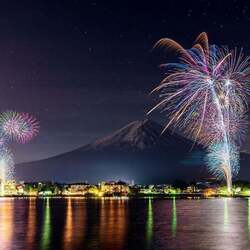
[
  {"xmin": 149, "ymin": 32, "xmax": 250, "ymax": 193},
  {"xmin": 0, "ymin": 111, "xmax": 39, "ymax": 144},
  {"xmin": 0, "ymin": 111, "xmax": 39, "ymax": 183},
  {"xmin": 206, "ymin": 143, "xmax": 239, "ymax": 180}
]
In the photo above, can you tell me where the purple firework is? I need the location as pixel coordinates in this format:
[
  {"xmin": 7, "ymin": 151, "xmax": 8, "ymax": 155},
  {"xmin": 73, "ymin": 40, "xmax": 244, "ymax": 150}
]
[{"xmin": 0, "ymin": 111, "xmax": 39, "ymax": 144}]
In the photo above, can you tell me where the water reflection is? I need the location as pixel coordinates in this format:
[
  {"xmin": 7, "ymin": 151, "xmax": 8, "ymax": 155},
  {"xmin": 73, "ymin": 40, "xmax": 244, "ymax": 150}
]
[
  {"xmin": 99, "ymin": 198, "xmax": 127, "ymax": 249},
  {"xmin": 63, "ymin": 198, "xmax": 86, "ymax": 249},
  {"xmin": 73, "ymin": 198, "xmax": 86, "ymax": 247},
  {"xmin": 26, "ymin": 198, "xmax": 37, "ymax": 250},
  {"xmin": 41, "ymin": 198, "xmax": 51, "ymax": 249},
  {"xmin": 248, "ymin": 198, "xmax": 250, "ymax": 236},
  {"xmin": 117, "ymin": 199, "xmax": 126, "ymax": 247},
  {"xmin": 0, "ymin": 199, "xmax": 14, "ymax": 249},
  {"xmin": 64, "ymin": 198, "xmax": 73, "ymax": 250},
  {"xmin": 146, "ymin": 198, "xmax": 153, "ymax": 249},
  {"xmin": 0, "ymin": 198, "xmax": 249, "ymax": 249},
  {"xmin": 224, "ymin": 198, "xmax": 229, "ymax": 232},
  {"xmin": 172, "ymin": 197, "xmax": 177, "ymax": 236}
]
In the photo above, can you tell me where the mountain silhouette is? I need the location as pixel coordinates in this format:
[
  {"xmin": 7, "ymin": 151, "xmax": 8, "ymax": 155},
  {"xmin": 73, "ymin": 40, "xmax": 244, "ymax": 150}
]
[{"xmin": 16, "ymin": 119, "xmax": 250, "ymax": 183}]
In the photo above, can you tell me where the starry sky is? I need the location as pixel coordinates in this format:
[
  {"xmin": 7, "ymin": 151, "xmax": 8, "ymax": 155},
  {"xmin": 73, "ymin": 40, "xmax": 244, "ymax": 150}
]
[{"xmin": 2, "ymin": 0, "xmax": 250, "ymax": 163}]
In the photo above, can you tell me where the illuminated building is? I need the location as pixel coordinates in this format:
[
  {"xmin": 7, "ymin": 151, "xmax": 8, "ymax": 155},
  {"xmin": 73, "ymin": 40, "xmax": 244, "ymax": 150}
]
[
  {"xmin": 67, "ymin": 183, "xmax": 89, "ymax": 195},
  {"xmin": 100, "ymin": 181, "xmax": 130, "ymax": 196},
  {"xmin": 16, "ymin": 183, "xmax": 25, "ymax": 195},
  {"xmin": 86, "ymin": 185, "xmax": 100, "ymax": 196},
  {"xmin": 3, "ymin": 180, "xmax": 18, "ymax": 196},
  {"xmin": 203, "ymin": 188, "xmax": 217, "ymax": 197},
  {"xmin": 0, "ymin": 179, "xmax": 248, "ymax": 197}
]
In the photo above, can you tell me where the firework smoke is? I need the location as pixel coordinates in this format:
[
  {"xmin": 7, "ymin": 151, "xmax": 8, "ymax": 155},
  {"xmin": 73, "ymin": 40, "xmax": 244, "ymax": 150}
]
[{"xmin": 149, "ymin": 32, "xmax": 250, "ymax": 193}]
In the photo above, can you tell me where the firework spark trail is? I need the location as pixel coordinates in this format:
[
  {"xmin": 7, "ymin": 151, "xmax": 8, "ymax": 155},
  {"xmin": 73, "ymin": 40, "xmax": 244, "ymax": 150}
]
[
  {"xmin": 0, "ymin": 146, "xmax": 14, "ymax": 180},
  {"xmin": 209, "ymin": 79, "xmax": 233, "ymax": 190},
  {"xmin": 149, "ymin": 32, "xmax": 250, "ymax": 193}
]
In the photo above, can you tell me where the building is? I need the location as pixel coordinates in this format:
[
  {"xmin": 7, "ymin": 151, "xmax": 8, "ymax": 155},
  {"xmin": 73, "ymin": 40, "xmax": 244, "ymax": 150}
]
[
  {"xmin": 67, "ymin": 183, "xmax": 90, "ymax": 195},
  {"xmin": 3, "ymin": 180, "xmax": 18, "ymax": 195},
  {"xmin": 100, "ymin": 181, "xmax": 130, "ymax": 196}
]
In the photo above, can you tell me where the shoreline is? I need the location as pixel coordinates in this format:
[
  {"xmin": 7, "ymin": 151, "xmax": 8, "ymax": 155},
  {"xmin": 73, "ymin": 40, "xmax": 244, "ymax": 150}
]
[{"xmin": 1, "ymin": 194, "xmax": 249, "ymax": 199}]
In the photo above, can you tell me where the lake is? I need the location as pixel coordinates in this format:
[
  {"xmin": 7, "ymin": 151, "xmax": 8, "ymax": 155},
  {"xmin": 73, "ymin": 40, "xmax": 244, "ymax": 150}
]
[{"xmin": 0, "ymin": 197, "xmax": 249, "ymax": 250}]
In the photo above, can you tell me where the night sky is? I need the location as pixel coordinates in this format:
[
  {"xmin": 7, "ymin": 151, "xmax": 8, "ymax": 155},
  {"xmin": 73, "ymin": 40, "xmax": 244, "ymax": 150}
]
[{"xmin": 2, "ymin": 0, "xmax": 250, "ymax": 163}]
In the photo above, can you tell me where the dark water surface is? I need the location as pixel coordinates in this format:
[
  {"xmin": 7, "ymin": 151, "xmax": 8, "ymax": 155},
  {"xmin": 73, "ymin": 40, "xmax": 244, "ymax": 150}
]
[{"xmin": 0, "ymin": 197, "xmax": 249, "ymax": 250}]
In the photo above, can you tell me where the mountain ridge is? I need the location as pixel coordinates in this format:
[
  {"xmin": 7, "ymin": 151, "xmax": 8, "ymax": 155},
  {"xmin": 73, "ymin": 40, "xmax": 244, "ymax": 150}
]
[{"xmin": 16, "ymin": 119, "xmax": 250, "ymax": 183}]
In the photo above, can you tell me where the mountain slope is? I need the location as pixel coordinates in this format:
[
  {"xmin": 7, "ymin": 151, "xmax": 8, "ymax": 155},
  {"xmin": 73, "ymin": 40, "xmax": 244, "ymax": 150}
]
[
  {"xmin": 90, "ymin": 119, "xmax": 183, "ymax": 149},
  {"xmin": 16, "ymin": 119, "xmax": 250, "ymax": 183}
]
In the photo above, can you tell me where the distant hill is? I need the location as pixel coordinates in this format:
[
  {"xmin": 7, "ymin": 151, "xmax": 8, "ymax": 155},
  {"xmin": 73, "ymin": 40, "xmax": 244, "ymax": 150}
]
[{"xmin": 15, "ymin": 119, "xmax": 250, "ymax": 183}]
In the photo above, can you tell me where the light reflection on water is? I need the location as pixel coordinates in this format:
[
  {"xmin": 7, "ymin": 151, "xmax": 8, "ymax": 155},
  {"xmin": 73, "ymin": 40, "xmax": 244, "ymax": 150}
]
[
  {"xmin": 0, "ymin": 198, "xmax": 14, "ymax": 249},
  {"xmin": 172, "ymin": 197, "xmax": 177, "ymax": 237},
  {"xmin": 224, "ymin": 198, "xmax": 229, "ymax": 232},
  {"xmin": 26, "ymin": 198, "xmax": 37, "ymax": 250},
  {"xmin": 41, "ymin": 198, "xmax": 51, "ymax": 250},
  {"xmin": 99, "ymin": 198, "xmax": 127, "ymax": 249},
  {"xmin": 146, "ymin": 198, "xmax": 153, "ymax": 249},
  {"xmin": 63, "ymin": 198, "xmax": 72, "ymax": 250},
  {"xmin": 63, "ymin": 198, "xmax": 86, "ymax": 250},
  {"xmin": 0, "ymin": 198, "xmax": 249, "ymax": 249},
  {"xmin": 248, "ymin": 198, "xmax": 250, "ymax": 237}
]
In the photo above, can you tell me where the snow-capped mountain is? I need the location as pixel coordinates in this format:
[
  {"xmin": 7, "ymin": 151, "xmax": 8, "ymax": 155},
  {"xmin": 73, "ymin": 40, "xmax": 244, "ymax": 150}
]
[
  {"xmin": 89, "ymin": 119, "xmax": 192, "ymax": 150},
  {"xmin": 16, "ymin": 119, "xmax": 250, "ymax": 183}
]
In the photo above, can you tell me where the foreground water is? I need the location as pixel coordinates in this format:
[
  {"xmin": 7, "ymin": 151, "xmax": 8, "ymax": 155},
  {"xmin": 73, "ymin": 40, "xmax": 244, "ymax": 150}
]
[{"xmin": 0, "ymin": 197, "xmax": 249, "ymax": 250}]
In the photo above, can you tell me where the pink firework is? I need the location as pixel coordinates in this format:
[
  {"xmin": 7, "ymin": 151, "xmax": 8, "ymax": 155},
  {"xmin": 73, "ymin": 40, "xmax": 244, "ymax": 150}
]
[{"xmin": 0, "ymin": 111, "xmax": 39, "ymax": 144}]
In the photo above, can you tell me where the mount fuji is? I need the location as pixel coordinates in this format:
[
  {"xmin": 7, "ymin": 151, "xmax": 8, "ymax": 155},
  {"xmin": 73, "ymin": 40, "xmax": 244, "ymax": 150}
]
[{"xmin": 16, "ymin": 119, "xmax": 250, "ymax": 183}]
